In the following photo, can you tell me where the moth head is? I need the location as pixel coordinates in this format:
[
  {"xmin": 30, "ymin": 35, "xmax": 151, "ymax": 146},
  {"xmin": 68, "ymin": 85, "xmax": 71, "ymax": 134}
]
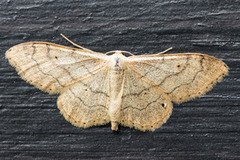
[
  {"xmin": 105, "ymin": 50, "xmax": 134, "ymax": 57},
  {"xmin": 105, "ymin": 51, "xmax": 130, "ymax": 69}
]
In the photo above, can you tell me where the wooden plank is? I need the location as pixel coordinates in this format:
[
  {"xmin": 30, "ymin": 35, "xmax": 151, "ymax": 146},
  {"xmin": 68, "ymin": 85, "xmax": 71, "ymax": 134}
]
[{"xmin": 0, "ymin": 0, "xmax": 239, "ymax": 159}]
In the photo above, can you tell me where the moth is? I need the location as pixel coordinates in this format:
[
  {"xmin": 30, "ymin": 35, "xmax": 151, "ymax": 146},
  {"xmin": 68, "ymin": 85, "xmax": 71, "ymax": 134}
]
[{"xmin": 6, "ymin": 35, "xmax": 229, "ymax": 131}]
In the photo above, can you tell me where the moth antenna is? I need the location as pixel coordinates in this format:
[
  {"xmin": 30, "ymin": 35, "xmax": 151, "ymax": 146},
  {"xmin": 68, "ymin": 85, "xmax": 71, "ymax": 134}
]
[
  {"xmin": 155, "ymin": 47, "xmax": 173, "ymax": 55},
  {"xmin": 60, "ymin": 34, "xmax": 94, "ymax": 53},
  {"xmin": 124, "ymin": 51, "xmax": 135, "ymax": 56}
]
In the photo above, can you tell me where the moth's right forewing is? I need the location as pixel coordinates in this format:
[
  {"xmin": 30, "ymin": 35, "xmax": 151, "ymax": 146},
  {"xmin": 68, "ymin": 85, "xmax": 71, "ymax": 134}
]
[{"xmin": 126, "ymin": 53, "xmax": 228, "ymax": 103}]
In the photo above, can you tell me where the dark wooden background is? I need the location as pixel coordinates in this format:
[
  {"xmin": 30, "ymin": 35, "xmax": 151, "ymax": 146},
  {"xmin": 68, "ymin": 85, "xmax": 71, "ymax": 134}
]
[{"xmin": 0, "ymin": 0, "xmax": 239, "ymax": 159}]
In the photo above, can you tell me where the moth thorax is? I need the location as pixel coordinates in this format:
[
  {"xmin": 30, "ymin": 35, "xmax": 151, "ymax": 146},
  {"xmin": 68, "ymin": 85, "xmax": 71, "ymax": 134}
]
[{"xmin": 111, "ymin": 67, "xmax": 123, "ymax": 75}]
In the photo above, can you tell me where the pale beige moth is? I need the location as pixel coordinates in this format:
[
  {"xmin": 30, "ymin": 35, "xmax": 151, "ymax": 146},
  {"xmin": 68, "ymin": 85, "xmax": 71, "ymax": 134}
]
[{"xmin": 6, "ymin": 36, "xmax": 228, "ymax": 131}]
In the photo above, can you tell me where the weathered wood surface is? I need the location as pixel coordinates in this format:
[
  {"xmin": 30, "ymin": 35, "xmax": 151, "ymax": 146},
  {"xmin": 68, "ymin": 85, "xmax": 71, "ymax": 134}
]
[{"xmin": 0, "ymin": 0, "xmax": 239, "ymax": 159}]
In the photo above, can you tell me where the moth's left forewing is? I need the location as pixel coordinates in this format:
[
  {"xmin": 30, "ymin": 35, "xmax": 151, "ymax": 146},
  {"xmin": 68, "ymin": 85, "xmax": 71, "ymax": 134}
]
[
  {"xmin": 126, "ymin": 53, "xmax": 229, "ymax": 103},
  {"xmin": 5, "ymin": 42, "xmax": 107, "ymax": 94}
]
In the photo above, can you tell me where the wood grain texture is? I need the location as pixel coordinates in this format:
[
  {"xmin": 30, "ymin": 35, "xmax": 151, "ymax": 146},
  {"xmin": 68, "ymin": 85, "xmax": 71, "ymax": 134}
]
[{"xmin": 0, "ymin": 0, "xmax": 239, "ymax": 159}]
